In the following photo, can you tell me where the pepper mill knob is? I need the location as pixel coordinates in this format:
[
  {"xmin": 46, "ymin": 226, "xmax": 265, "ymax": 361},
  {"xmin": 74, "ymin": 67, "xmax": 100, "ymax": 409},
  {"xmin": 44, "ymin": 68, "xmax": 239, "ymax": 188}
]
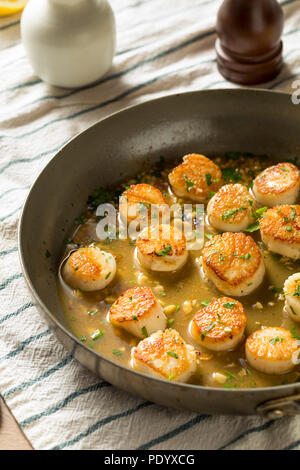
[{"xmin": 215, "ymin": 0, "xmax": 284, "ymax": 85}]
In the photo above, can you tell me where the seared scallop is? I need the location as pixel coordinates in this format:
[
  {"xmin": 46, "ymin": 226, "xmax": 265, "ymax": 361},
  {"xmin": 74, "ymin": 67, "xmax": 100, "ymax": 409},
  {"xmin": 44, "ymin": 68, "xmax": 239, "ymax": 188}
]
[
  {"xmin": 168, "ymin": 153, "xmax": 222, "ymax": 202},
  {"xmin": 201, "ymin": 232, "xmax": 265, "ymax": 296},
  {"xmin": 62, "ymin": 246, "xmax": 116, "ymax": 291},
  {"xmin": 190, "ymin": 297, "xmax": 247, "ymax": 351},
  {"xmin": 284, "ymin": 273, "xmax": 300, "ymax": 322},
  {"xmin": 253, "ymin": 162, "xmax": 300, "ymax": 207},
  {"xmin": 119, "ymin": 184, "xmax": 168, "ymax": 224},
  {"xmin": 245, "ymin": 327, "xmax": 299, "ymax": 374},
  {"xmin": 207, "ymin": 183, "xmax": 256, "ymax": 232},
  {"xmin": 108, "ymin": 287, "xmax": 167, "ymax": 338},
  {"xmin": 259, "ymin": 205, "xmax": 300, "ymax": 259},
  {"xmin": 136, "ymin": 224, "xmax": 188, "ymax": 272},
  {"xmin": 131, "ymin": 328, "xmax": 197, "ymax": 382}
]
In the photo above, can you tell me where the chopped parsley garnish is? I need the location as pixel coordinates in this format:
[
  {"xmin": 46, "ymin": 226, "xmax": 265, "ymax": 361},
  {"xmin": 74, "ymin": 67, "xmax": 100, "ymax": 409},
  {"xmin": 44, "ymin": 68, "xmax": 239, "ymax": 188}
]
[
  {"xmin": 113, "ymin": 349, "xmax": 122, "ymax": 356},
  {"xmin": 167, "ymin": 351, "xmax": 179, "ymax": 359},
  {"xmin": 245, "ymin": 221, "xmax": 260, "ymax": 232},
  {"xmin": 225, "ymin": 370, "xmax": 238, "ymax": 381},
  {"xmin": 225, "ymin": 151, "xmax": 240, "ymax": 159},
  {"xmin": 156, "ymin": 245, "xmax": 172, "ymax": 257},
  {"xmin": 168, "ymin": 373, "xmax": 176, "ymax": 381},
  {"xmin": 80, "ymin": 336, "xmax": 87, "ymax": 342},
  {"xmin": 223, "ymin": 383, "xmax": 238, "ymax": 389},
  {"xmin": 291, "ymin": 325, "xmax": 300, "ymax": 340},
  {"xmin": 222, "ymin": 207, "xmax": 247, "ymax": 221},
  {"xmin": 201, "ymin": 300, "xmax": 210, "ymax": 307},
  {"xmin": 272, "ymin": 287, "xmax": 282, "ymax": 294},
  {"xmin": 132, "ymin": 315, "xmax": 138, "ymax": 321},
  {"xmin": 290, "ymin": 305, "xmax": 297, "ymax": 316},
  {"xmin": 256, "ymin": 206, "xmax": 268, "ymax": 216},
  {"xmin": 105, "ymin": 272, "xmax": 111, "ymax": 279},
  {"xmin": 269, "ymin": 336, "xmax": 283, "ymax": 344},
  {"xmin": 87, "ymin": 188, "xmax": 112, "ymax": 209},
  {"xmin": 207, "ymin": 191, "xmax": 216, "ymax": 199},
  {"xmin": 87, "ymin": 309, "xmax": 98, "ymax": 316},
  {"xmin": 223, "ymin": 302, "xmax": 236, "ymax": 309},
  {"xmin": 222, "ymin": 209, "xmax": 238, "ymax": 220},
  {"xmin": 142, "ymin": 326, "xmax": 148, "ymax": 337},
  {"xmin": 240, "ymin": 253, "xmax": 251, "ymax": 260},
  {"xmin": 245, "ymin": 206, "xmax": 267, "ymax": 232},
  {"xmin": 293, "ymin": 285, "xmax": 300, "ymax": 297},
  {"xmin": 205, "ymin": 173, "xmax": 212, "ymax": 186},
  {"xmin": 168, "ymin": 318, "xmax": 175, "ymax": 326},
  {"xmin": 201, "ymin": 321, "xmax": 216, "ymax": 340},
  {"xmin": 91, "ymin": 329, "xmax": 104, "ymax": 341},
  {"xmin": 222, "ymin": 167, "xmax": 242, "ymax": 183},
  {"xmin": 183, "ymin": 174, "xmax": 195, "ymax": 191},
  {"xmin": 224, "ymin": 327, "xmax": 232, "ymax": 333}
]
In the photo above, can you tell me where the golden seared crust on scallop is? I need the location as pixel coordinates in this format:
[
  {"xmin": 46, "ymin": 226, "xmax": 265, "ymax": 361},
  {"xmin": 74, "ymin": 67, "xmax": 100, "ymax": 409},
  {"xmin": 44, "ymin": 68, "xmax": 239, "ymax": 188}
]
[
  {"xmin": 62, "ymin": 246, "xmax": 116, "ymax": 291},
  {"xmin": 109, "ymin": 287, "xmax": 157, "ymax": 323},
  {"xmin": 131, "ymin": 328, "xmax": 197, "ymax": 382},
  {"xmin": 253, "ymin": 163, "xmax": 300, "ymax": 206},
  {"xmin": 207, "ymin": 183, "xmax": 256, "ymax": 232},
  {"xmin": 108, "ymin": 287, "xmax": 167, "ymax": 338},
  {"xmin": 120, "ymin": 184, "xmax": 168, "ymax": 223},
  {"xmin": 136, "ymin": 224, "xmax": 188, "ymax": 271},
  {"xmin": 168, "ymin": 154, "xmax": 222, "ymax": 202},
  {"xmin": 201, "ymin": 232, "xmax": 265, "ymax": 296},
  {"xmin": 190, "ymin": 297, "xmax": 247, "ymax": 351},
  {"xmin": 259, "ymin": 205, "xmax": 300, "ymax": 259},
  {"xmin": 245, "ymin": 327, "xmax": 298, "ymax": 374},
  {"xmin": 68, "ymin": 248, "xmax": 101, "ymax": 278},
  {"xmin": 284, "ymin": 273, "xmax": 300, "ymax": 322},
  {"xmin": 260, "ymin": 205, "xmax": 300, "ymax": 243}
]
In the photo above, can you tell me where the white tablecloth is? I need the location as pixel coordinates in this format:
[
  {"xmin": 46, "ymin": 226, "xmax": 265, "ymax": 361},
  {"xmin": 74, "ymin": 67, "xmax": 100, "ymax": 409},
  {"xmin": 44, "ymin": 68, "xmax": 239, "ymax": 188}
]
[{"xmin": 0, "ymin": 0, "xmax": 300, "ymax": 450}]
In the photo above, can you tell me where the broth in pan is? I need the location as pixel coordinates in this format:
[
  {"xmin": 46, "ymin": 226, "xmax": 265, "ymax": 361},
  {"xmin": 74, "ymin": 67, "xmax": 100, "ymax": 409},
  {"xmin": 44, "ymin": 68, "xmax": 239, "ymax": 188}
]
[{"xmin": 58, "ymin": 152, "xmax": 300, "ymax": 389}]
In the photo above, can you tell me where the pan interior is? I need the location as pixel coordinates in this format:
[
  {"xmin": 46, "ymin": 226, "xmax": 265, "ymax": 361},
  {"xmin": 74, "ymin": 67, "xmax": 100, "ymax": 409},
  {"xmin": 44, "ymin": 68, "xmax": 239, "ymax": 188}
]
[{"xmin": 19, "ymin": 90, "xmax": 300, "ymax": 392}]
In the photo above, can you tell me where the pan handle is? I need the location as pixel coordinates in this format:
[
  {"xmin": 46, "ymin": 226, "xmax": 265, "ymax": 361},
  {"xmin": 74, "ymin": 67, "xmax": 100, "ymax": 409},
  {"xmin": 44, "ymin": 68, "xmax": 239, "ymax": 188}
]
[{"xmin": 256, "ymin": 393, "xmax": 300, "ymax": 419}]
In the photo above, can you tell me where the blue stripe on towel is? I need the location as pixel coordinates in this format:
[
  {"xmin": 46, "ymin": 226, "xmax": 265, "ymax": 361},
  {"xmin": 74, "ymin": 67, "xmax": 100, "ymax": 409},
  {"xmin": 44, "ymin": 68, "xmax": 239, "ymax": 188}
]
[
  {"xmin": 283, "ymin": 438, "xmax": 300, "ymax": 450},
  {"xmin": 217, "ymin": 420, "xmax": 276, "ymax": 450},
  {"xmin": 0, "ymin": 301, "xmax": 35, "ymax": 325},
  {"xmin": 0, "ymin": 329, "xmax": 50, "ymax": 364},
  {"xmin": 0, "ymin": 20, "xmax": 20, "ymax": 31},
  {"xmin": 2, "ymin": 354, "xmax": 73, "ymax": 397},
  {"xmin": 0, "ymin": 247, "xmax": 18, "ymax": 257},
  {"xmin": 52, "ymin": 401, "xmax": 153, "ymax": 450},
  {"xmin": 0, "ymin": 273, "xmax": 23, "ymax": 291},
  {"xmin": 0, "ymin": 30, "xmax": 216, "ymax": 139},
  {"xmin": 20, "ymin": 381, "xmax": 111, "ymax": 427},
  {"xmin": 137, "ymin": 414, "xmax": 211, "ymax": 450}
]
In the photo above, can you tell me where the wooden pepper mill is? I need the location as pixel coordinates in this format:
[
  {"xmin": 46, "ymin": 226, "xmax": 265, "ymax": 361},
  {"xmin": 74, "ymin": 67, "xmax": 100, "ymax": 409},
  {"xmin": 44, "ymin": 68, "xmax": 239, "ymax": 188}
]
[{"xmin": 215, "ymin": 0, "xmax": 284, "ymax": 85}]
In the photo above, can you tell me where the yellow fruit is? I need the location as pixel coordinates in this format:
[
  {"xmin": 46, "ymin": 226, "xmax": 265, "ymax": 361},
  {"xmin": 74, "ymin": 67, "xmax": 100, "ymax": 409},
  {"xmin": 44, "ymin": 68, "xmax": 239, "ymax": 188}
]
[{"xmin": 0, "ymin": 1, "xmax": 27, "ymax": 16}]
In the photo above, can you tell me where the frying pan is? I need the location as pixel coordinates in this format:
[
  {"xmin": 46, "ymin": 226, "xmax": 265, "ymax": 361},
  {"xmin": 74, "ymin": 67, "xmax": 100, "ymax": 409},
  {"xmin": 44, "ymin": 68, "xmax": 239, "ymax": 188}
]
[{"xmin": 18, "ymin": 89, "xmax": 300, "ymax": 417}]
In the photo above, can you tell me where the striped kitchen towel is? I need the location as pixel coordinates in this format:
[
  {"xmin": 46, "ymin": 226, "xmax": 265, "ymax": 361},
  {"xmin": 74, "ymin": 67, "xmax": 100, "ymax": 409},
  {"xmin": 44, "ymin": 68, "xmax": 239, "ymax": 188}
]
[{"xmin": 0, "ymin": 0, "xmax": 300, "ymax": 450}]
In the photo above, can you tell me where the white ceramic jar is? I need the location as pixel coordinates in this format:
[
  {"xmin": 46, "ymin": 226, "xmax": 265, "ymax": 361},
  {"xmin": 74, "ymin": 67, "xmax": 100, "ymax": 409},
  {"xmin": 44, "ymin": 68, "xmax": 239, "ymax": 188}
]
[{"xmin": 21, "ymin": 0, "xmax": 116, "ymax": 88}]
